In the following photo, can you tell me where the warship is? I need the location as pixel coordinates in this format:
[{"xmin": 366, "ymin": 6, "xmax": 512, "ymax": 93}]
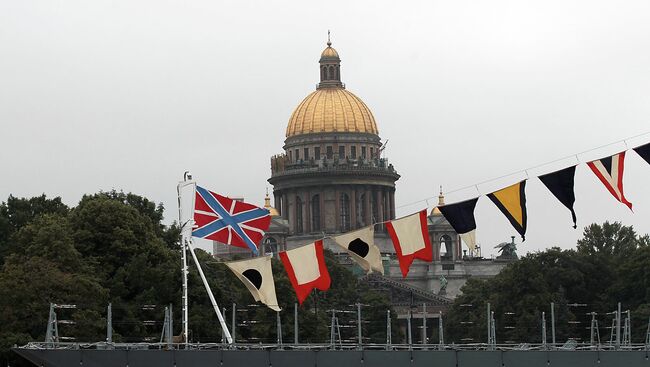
[
  {"xmin": 12, "ymin": 177, "xmax": 650, "ymax": 366},
  {"xmin": 13, "ymin": 336, "xmax": 650, "ymax": 367}
]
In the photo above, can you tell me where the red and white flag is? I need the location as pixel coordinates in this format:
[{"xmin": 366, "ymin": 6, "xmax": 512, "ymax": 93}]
[
  {"xmin": 587, "ymin": 152, "xmax": 633, "ymax": 211},
  {"xmin": 279, "ymin": 240, "xmax": 331, "ymax": 305},
  {"xmin": 386, "ymin": 210, "xmax": 432, "ymax": 277}
]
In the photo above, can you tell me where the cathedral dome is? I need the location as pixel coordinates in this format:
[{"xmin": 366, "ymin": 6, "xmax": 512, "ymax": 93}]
[
  {"xmin": 321, "ymin": 45, "xmax": 339, "ymax": 58},
  {"xmin": 286, "ymin": 40, "xmax": 378, "ymax": 138},
  {"xmin": 286, "ymin": 88, "xmax": 378, "ymax": 137}
]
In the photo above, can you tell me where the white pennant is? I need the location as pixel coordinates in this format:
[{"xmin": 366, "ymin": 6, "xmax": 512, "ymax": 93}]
[
  {"xmin": 332, "ymin": 226, "xmax": 384, "ymax": 275},
  {"xmin": 460, "ymin": 230, "xmax": 477, "ymax": 252},
  {"xmin": 225, "ymin": 255, "xmax": 281, "ymax": 311}
]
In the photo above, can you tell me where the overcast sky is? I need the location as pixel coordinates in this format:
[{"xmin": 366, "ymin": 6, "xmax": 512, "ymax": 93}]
[{"xmin": 2, "ymin": 0, "xmax": 649, "ymax": 256}]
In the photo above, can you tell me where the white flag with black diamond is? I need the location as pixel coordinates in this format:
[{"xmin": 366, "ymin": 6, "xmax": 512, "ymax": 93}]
[
  {"xmin": 332, "ymin": 226, "xmax": 384, "ymax": 275},
  {"xmin": 225, "ymin": 255, "xmax": 281, "ymax": 311}
]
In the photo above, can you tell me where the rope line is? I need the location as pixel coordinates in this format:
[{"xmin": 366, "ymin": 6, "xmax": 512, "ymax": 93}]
[{"xmin": 396, "ymin": 131, "xmax": 650, "ymax": 210}]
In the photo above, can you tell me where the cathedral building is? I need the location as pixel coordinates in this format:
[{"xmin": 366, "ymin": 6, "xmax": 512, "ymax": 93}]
[
  {"xmin": 216, "ymin": 40, "xmax": 513, "ymax": 329},
  {"xmin": 268, "ymin": 39, "xmax": 399, "ymax": 242}
]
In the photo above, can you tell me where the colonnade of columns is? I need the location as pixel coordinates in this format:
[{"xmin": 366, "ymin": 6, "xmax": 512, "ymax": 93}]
[{"xmin": 274, "ymin": 185, "xmax": 396, "ymax": 235}]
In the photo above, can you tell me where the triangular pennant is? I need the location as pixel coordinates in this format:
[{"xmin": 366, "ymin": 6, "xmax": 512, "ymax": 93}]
[
  {"xmin": 634, "ymin": 143, "xmax": 650, "ymax": 165},
  {"xmin": 487, "ymin": 180, "xmax": 527, "ymax": 241},
  {"xmin": 587, "ymin": 152, "xmax": 632, "ymax": 211},
  {"xmin": 386, "ymin": 210, "xmax": 432, "ymax": 278},
  {"xmin": 225, "ymin": 255, "xmax": 280, "ymax": 311},
  {"xmin": 538, "ymin": 166, "xmax": 578, "ymax": 229},
  {"xmin": 437, "ymin": 198, "xmax": 479, "ymax": 251},
  {"xmin": 460, "ymin": 232, "xmax": 476, "ymax": 253},
  {"xmin": 279, "ymin": 240, "xmax": 331, "ymax": 305},
  {"xmin": 332, "ymin": 226, "xmax": 384, "ymax": 275},
  {"xmin": 192, "ymin": 186, "xmax": 271, "ymax": 255}
]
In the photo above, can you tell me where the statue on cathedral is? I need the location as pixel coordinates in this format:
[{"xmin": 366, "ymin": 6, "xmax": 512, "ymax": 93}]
[
  {"xmin": 495, "ymin": 236, "xmax": 518, "ymax": 259},
  {"xmin": 438, "ymin": 274, "xmax": 448, "ymax": 295}
]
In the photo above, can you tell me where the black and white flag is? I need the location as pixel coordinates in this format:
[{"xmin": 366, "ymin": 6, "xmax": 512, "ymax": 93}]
[
  {"xmin": 634, "ymin": 143, "xmax": 650, "ymax": 165},
  {"xmin": 332, "ymin": 226, "xmax": 384, "ymax": 275},
  {"xmin": 438, "ymin": 198, "xmax": 479, "ymax": 252},
  {"xmin": 225, "ymin": 255, "xmax": 281, "ymax": 311}
]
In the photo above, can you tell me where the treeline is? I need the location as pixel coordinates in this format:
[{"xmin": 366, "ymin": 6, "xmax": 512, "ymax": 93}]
[
  {"xmin": 444, "ymin": 222, "xmax": 650, "ymax": 345},
  {"xmin": 2, "ymin": 191, "xmax": 648, "ymax": 366},
  {"xmin": 0, "ymin": 192, "xmax": 395, "ymax": 366}
]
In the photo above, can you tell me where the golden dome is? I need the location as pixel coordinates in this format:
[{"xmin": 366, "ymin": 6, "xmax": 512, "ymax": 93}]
[
  {"xmin": 321, "ymin": 46, "xmax": 339, "ymax": 58},
  {"xmin": 286, "ymin": 88, "xmax": 378, "ymax": 137},
  {"xmin": 264, "ymin": 192, "xmax": 280, "ymax": 216},
  {"xmin": 430, "ymin": 186, "xmax": 445, "ymax": 216}
]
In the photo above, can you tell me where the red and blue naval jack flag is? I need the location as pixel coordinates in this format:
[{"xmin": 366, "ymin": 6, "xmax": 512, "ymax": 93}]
[{"xmin": 192, "ymin": 186, "xmax": 271, "ymax": 255}]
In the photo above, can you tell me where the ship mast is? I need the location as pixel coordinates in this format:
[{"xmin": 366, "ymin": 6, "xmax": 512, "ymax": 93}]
[
  {"xmin": 177, "ymin": 173, "xmax": 193, "ymax": 345},
  {"xmin": 177, "ymin": 172, "xmax": 233, "ymax": 345}
]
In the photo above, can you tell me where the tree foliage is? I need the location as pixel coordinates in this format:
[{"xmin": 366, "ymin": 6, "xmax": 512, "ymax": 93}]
[
  {"xmin": 445, "ymin": 221, "xmax": 650, "ymax": 345},
  {"xmin": 0, "ymin": 192, "xmax": 394, "ymax": 366}
]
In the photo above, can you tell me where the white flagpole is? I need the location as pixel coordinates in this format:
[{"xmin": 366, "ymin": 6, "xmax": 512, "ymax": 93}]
[
  {"xmin": 187, "ymin": 240, "xmax": 233, "ymax": 344},
  {"xmin": 177, "ymin": 174, "xmax": 195, "ymax": 345},
  {"xmin": 176, "ymin": 172, "xmax": 196, "ymax": 345}
]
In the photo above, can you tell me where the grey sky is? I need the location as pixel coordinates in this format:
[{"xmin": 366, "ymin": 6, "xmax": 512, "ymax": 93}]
[{"xmin": 1, "ymin": 0, "xmax": 649, "ymax": 256}]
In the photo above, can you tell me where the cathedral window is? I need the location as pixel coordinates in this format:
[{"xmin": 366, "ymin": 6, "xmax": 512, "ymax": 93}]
[
  {"xmin": 370, "ymin": 147, "xmax": 374, "ymax": 158},
  {"xmin": 351, "ymin": 146, "xmax": 357, "ymax": 159},
  {"xmin": 340, "ymin": 193, "xmax": 350, "ymax": 232},
  {"xmin": 339, "ymin": 146, "xmax": 345, "ymax": 159},
  {"xmin": 440, "ymin": 235, "xmax": 452, "ymax": 260},
  {"xmin": 311, "ymin": 195, "xmax": 321, "ymax": 231},
  {"xmin": 304, "ymin": 147, "xmax": 309, "ymax": 160},
  {"xmin": 315, "ymin": 147, "xmax": 321, "ymax": 160},
  {"xmin": 326, "ymin": 146, "xmax": 333, "ymax": 159},
  {"xmin": 289, "ymin": 150, "xmax": 293, "ymax": 161},
  {"xmin": 295, "ymin": 149, "xmax": 300, "ymax": 162}
]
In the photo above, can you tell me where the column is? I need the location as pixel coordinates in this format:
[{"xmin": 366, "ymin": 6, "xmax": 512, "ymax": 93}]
[
  {"xmin": 319, "ymin": 190, "xmax": 325, "ymax": 232},
  {"xmin": 375, "ymin": 188, "xmax": 384, "ymax": 229},
  {"xmin": 389, "ymin": 190, "xmax": 396, "ymax": 220},
  {"xmin": 334, "ymin": 189, "xmax": 340, "ymax": 233},
  {"xmin": 282, "ymin": 194, "xmax": 288, "ymax": 220},
  {"xmin": 364, "ymin": 187, "xmax": 371, "ymax": 226},
  {"xmin": 432, "ymin": 233, "xmax": 439, "ymax": 261},
  {"xmin": 383, "ymin": 188, "xmax": 389, "ymax": 223},
  {"xmin": 305, "ymin": 190, "xmax": 311, "ymax": 233},
  {"xmin": 350, "ymin": 188, "xmax": 357, "ymax": 230}
]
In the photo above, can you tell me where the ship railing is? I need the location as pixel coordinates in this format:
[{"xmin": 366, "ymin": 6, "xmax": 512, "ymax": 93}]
[{"xmin": 21, "ymin": 341, "xmax": 650, "ymax": 352}]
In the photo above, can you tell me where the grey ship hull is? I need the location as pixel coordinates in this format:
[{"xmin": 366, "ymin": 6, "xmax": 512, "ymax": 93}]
[{"xmin": 13, "ymin": 347, "xmax": 650, "ymax": 367}]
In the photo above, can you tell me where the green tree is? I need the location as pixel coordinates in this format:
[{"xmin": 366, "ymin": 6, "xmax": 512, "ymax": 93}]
[
  {"xmin": 577, "ymin": 221, "xmax": 640, "ymax": 259},
  {"xmin": 0, "ymin": 213, "xmax": 107, "ymax": 365},
  {"xmin": 0, "ymin": 194, "xmax": 69, "ymax": 264},
  {"xmin": 446, "ymin": 222, "xmax": 648, "ymax": 345},
  {"xmin": 68, "ymin": 192, "xmax": 181, "ymax": 342}
]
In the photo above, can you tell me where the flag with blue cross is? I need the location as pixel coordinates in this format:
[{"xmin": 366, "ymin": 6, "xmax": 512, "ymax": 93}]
[{"xmin": 192, "ymin": 186, "xmax": 271, "ymax": 255}]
